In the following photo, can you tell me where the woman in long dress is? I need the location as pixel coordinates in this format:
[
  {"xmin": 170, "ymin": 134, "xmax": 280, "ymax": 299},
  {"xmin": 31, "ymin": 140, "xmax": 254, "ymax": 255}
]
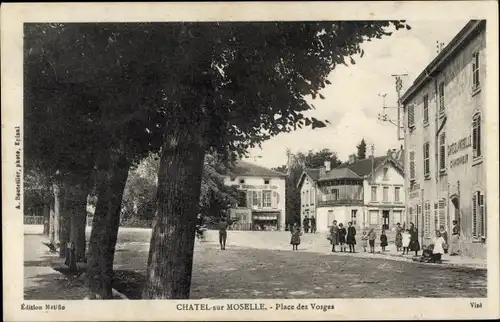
[
  {"xmin": 290, "ymin": 222, "xmax": 301, "ymax": 250},
  {"xmin": 439, "ymin": 225, "xmax": 449, "ymax": 254},
  {"xmin": 346, "ymin": 221, "xmax": 357, "ymax": 253},
  {"xmin": 408, "ymin": 222, "xmax": 420, "ymax": 256},
  {"xmin": 329, "ymin": 220, "xmax": 339, "ymax": 252},
  {"xmin": 449, "ymin": 220, "xmax": 461, "ymax": 256},
  {"xmin": 395, "ymin": 223, "xmax": 403, "ymax": 252}
]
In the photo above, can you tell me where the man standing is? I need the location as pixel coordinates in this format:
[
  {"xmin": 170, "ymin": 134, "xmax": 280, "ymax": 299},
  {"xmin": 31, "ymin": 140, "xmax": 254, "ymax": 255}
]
[
  {"xmin": 329, "ymin": 220, "xmax": 339, "ymax": 252},
  {"xmin": 218, "ymin": 217, "xmax": 229, "ymax": 250},
  {"xmin": 310, "ymin": 216, "xmax": 317, "ymax": 233},
  {"xmin": 302, "ymin": 215, "xmax": 310, "ymax": 233}
]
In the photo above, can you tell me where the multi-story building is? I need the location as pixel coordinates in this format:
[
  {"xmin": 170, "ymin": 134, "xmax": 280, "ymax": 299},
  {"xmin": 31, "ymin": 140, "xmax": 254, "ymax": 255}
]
[
  {"xmin": 298, "ymin": 152, "xmax": 405, "ymax": 232},
  {"xmin": 401, "ymin": 20, "xmax": 487, "ymax": 259},
  {"xmin": 223, "ymin": 160, "xmax": 287, "ymax": 231},
  {"xmin": 297, "ymin": 168, "xmax": 321, "ymax": 224}
]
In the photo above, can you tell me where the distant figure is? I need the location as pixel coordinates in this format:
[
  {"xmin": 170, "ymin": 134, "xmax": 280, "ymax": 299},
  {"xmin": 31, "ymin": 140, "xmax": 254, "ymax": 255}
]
[
  {"xmin": 310, "ymin": 216, "xmax": 317, "ymax": 233},
  {"xmin": 449, "ymin": 220, "xmax": 461, "ymax": 256},
  {"xmin": 338, "ymin": 223, "xmax": 347, "ymax": 252},
  {"xmin": 439, "ymin": 225, "xmax": 449, "ymax": 254},
  {"xmin": 402, "ymin": 229, "xmax": 411, "ymax": 255},
  {"xmin": 380, "ymin": 230, "xmax": 388, "ymax": 251},
  {"xmin": 432, "ymin": 230, "xmax": 445, "ymax": 263},
  {"xmin": 361, "ymin": 231, "xmax": 368, "ymax": 252},
  {"xmin": 218, "ymin": 217, "xmax": 229, "ymax": 250},
  {"xmin": 290, "ymin": 222, "xmax": 302, "ymax": 250},
  {"xmin": 329, "ymin": 220, "xmax": 339, "ymax": 252},
  {"xmin": 303, "ymin": 215, "xmax": 310, "ymax": 233},
  {"xmin": 346, "ymin": 221, "xmax": 356, "ymax": 253},
  {"xmin": 408, "ymin": 222, "xmax": 420, "ymax": 256},
  {"xmin": 368, "ymin": 228, "xmax": 377, "ymax": 254},
  {"xmin": 395, "ymin": 223, "xmax": 403, "ymax": 252}
]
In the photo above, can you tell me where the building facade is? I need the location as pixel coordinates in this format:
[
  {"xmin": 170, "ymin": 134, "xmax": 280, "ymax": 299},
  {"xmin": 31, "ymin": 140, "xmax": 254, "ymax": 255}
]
[
  {"xmin": 223, "ymin": 160, "xmax": 287, "ymax": 231},
  {"xmin": 297, "ymin": 168, "xmax": 321, "ymax": 224},
  {"xmin": 298, "ymin": 153, "xmax": 405, "ymax": 232},
  {"xmin": 401, "ymin": 20, "xmax": 487, "ymax": 259}
]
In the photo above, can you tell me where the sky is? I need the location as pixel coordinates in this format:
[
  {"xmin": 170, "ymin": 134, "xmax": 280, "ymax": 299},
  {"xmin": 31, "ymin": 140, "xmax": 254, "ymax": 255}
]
[{"xmin": 245, "ymin": 20, "xmax": 469, "ymax": 169}]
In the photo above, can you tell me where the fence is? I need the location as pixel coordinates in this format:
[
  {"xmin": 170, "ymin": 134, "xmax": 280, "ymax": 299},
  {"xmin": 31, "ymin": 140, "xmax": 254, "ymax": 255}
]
[
  {"xmin": 86, "ymin": 216, "xmax": 153, "ymax": 229},
  {"xmin": 24, "ymin": 216, "xmax": 44, "ymax": 225}
]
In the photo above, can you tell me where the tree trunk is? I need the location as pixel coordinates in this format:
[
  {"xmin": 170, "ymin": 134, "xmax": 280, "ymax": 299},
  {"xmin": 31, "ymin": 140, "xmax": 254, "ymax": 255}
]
[
  {"xmin": 59, "ymin": 185, "xmax": 70, "ymax": 259},
  {"xmin": 49, "ymin": 198, "xmax": 55, "ymax": 244},
  {"xmin": 53, "ymin": 183, "xmax": 61, "ymax": 246},
  {"xmin": 43, "ymin": 203, "xmax": 50, "ymax": 235},
  {"xmin": 87, "ymin": 151, "xmax": 130, "ymax": 299},
  {"xmin": 142, "ymin": 131, "xmax": 206, "ymax": 299},
  {"xmin": 67, "ymin": 180, "xmax": 90, "ymax": 263}
]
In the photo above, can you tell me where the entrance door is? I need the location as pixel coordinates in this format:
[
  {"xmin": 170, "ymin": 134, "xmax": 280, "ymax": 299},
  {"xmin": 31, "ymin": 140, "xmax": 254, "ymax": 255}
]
[
  {"xmin": 382, "ymin": 210, "xmax": 390, "ymax": 230},
  {"xmin": 451, "ymin": 197, "xmax": 460, "ymax": 222}
]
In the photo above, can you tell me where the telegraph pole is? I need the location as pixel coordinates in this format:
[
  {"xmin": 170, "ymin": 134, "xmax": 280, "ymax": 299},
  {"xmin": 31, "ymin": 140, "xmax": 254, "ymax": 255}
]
[{"xmin": 377, "ymin": 74, "xmax": 408, "ymax": 142}]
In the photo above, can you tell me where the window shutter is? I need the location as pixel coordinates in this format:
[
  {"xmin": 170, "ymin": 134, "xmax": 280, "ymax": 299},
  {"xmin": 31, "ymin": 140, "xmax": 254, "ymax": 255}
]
[
  {"xmin": 438, "ymin": 199, "xmax": 446, "ymax": 229},
  {"xmin": 472, "ymin": 118, "xmax": 478, "ymax": 158},
  {"xmin": 479, "ymin": 193, "xmax": 485, "ymax": 238},
  {"xmin": 410, "ymin": 151, "xmax": 415, "ymax": 180},
  {"xmin": 439, "ymin": 82, "xmax": 445, "ymax": 113},
  {"xmin": 423, "ymin": 95, "xmax": 429, "ymax": 123},
  {"xmin": 472, "ymin": 54, "xmax": 477, "ymax": 86},
  {"xmin": 424, "ymin": 201, "xmax": 431, "ymax": 238},
  {"xmin": 408, "ymin": 105, "xmax": 415, "ymax": 127},
  {"xmin": 472, "ymin": 193, "xmax": 477, "ymax": 238},
  {"xmin": 439, "ymin": 133, "xmax": 446, "ymax": 171},
  {"xmin": 477, "ymin": 115, "xmax": 481, "ymax": 157}
]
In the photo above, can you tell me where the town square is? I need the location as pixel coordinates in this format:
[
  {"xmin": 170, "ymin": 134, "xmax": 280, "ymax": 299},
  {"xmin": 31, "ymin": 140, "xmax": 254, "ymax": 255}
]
[{"xmin": 13, "ymin": 14, "xmax": 491, "ymax": 304}]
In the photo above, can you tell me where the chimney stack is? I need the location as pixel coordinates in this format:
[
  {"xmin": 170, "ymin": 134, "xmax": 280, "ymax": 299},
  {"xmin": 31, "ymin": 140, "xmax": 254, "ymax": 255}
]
[
  {"xmin": 324, "ymin": 161, "xmax": 331, "ymax": 172},
  {"xmin": 348, "ymin": 154, "xmax": 357, "ymax": 164}
]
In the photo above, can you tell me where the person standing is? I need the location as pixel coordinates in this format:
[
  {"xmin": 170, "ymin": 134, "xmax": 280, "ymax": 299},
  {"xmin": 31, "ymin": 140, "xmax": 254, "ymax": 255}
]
[
  {"xmin": 380, "ymin": 230, "xmax": 388, "ymax": 252},
  {"xmin": 303, "ymin": 215, "xmax": 310, "ymax": 233},
  {"xmin": 432, "ymin": 230, "xmax": 446, "ymax": 263},
  {"xmin": 368, "ymin": 228, "xmax": 377, "ymax": 254},
  {"xmin": 310, "ymin": 216, "xmax": 317, "ymax": 233},
  {"xmin": 449, "ymin": 220, "xmax": 461, "ymax": 256},
  {"xmin": 395, "ymin": 222, "xmax": 403, "ymax": 252},
  {"xmin": 408, "ymin": 222, "xmax": 420, "ymax": 256},
  {"xmin": 338, "ymin": 223, "xmax": 347, "ymax": 252},
  {"xmin": 361, "ymin": 231, "xmax": 368, "ymax": 252},
  {"xmin": 346, "ymin": 221, "xmax": 357, "ymax": 253},
  {"xmin": 439, "ymin": 225, "xmax": 449, "ymax": 254},
  {"xmin": 329, "ymin": 220, "xmax": 339, "ymax": 252},
  {"xmin": 290, "ymin": 222, "xmax": 302, "ymax": 250},
  {"xmin": 218, "ymin": 217, "xmax": 229, "ymax": 250},
  {"xmin": 402, "ymin": 229, "xmax": 411, "ymax": 255}
]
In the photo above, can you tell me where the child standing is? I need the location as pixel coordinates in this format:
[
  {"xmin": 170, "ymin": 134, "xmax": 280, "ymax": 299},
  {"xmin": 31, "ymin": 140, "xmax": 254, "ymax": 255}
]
[
  {"xmin": 380, "ymin": 230, "xmax": 388, "ymax": 252},
  {"xmin": 290, "ymin": 223, "xmax": 302, "ymax": 250},
  {"xmin": 402, "ymin": 229, "xmax": 411, "ymax": 255},
  {"xmin": 432, "ymin": 231, "xmax": 446, "ymax": 263},
  {"xmin": 361, "ymin": 231, "xmax": 368, "ymax": 252},
  {"xmin": 338, "ymin": 223, "xmax": 347, "ymax": 252},
  {"xmin": 368, "ymin": 228, "xmax": 377, "ymax": 254}
]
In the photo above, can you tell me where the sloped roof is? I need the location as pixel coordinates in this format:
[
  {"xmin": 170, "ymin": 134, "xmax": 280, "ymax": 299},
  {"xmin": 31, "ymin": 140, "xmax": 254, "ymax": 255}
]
[
  {"xmin": 318, "ymin": 167, "xmax": 361, "ymax": 181},
  {"xmin": 304, "ymin": 168, "xmax": 321, "ymax": 181},
  {"xmin": 229, "ymin": 160, "xmax": 287, "ymax": 178},
  {"xmin": 335, "ymin": 156, "xmax": 387, "ymax": 177}
]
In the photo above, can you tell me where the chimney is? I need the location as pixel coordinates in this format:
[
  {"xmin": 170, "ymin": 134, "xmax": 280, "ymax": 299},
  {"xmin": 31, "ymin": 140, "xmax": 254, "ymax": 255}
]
[
  {"xmin": 348, "ymin": 154, "xmax": 357, "ymax": 164},
  {"xmin": 319, "ymin": 166, "xmax": 326, "ymax": 177},
  {"xmin": 324, "ymin": 161, "xmax": 331, "ymax": 172}
]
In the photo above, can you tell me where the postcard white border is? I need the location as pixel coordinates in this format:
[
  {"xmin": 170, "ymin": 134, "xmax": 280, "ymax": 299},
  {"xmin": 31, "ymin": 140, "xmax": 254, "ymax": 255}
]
[{"xmin": 2, "ymin": 1, "xmax": 499, "ymax": 321}]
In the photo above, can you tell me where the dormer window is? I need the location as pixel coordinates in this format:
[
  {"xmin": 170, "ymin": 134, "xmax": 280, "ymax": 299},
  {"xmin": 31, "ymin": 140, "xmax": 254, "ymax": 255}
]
[
  {"xmin": 239, "ymin": 179, "xmax": 245, "ymax": 184},
  {"xmin": 264, "ymin": 179, "xmax": 270, "ymax": 184}
]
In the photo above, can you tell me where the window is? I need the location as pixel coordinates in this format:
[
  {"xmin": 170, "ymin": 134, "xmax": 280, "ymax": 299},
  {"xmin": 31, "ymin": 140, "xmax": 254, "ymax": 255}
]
[
  {"xmin": 371, "ymin": 186, "xmax": 377, "ymax": 201},
  {"xmin": 423, "ymin": 142, "xmax": 430, "ymax": 178},
  {"xmin": 408, "ymin": 104, "xmax": 415, "ymax": 128},
  {"xmin": 472, "ymin": 113, "xmax": 482, "ymax": 159},
  {"xmin": 310, "ymin": 188, "xmax": 315, "ymax": 205},
  {"xmin": 239, "ymin": 179, "xmax": 245, "ymax": 184},
  {"xmin": 423, "ymin": 94, "xmax": 429, "ymax": 124},
  {"xmin": 438, "ymin": 81, "xmax": 445, "ymax": 115},
  {"xmin": 264, "ymin": 179, "xmax": 270, "ymax": 185},
  {"xmin": 383, "ymin": 167, "xmax": 389, "ymax": 180},
  {"xmin": 394, "ymin": 187, "xmax": 400, "ymax": 202},
  {"xmin": 351, "ymin": 210, "xmax": 357, "ymax": 225},
  {"xmin": 408, "ymin": 207, "xmax": 414, "ymax": 225},
  {"xmin": 439, "ymin": 132, "xmax": 446, "ymax": 172},
  {"xmin": 472, "ymin": 191, "xmax": 486, "ymax": 239},
  {"xmin": 409, "ymin": 151, "xmax": 416, "ymax": 181},
  {"xmin": 332, "ymin": 188, "xmax": 339, "ymax": 200},
  {"xmin": 438, "ymin": 199, "xmax": 446, "ymax": 229},
  {"xmin": 370, "ymin": 210, "xmax": 378, "ymax": 225},
  {"xmin": 472, "ymin": 51, "xmax": 480, "ymax": 89},
  {"xmin": 248, "ymin": 190, "xmax": 262, "ymax": 208},
  {"xmin": 383, "ymin": 187, "xmax": 389, "ymax": 202},
  {"xmin": 237, "ymin": 191, "xmax": 247, "ymax": 207},
  {"xmin": 424, "ymin": 201, "xmax": 431, "ymax": 238},
  {"xmin": 262, "ymin": 190, "xmax": 272, "ymax": 208}
]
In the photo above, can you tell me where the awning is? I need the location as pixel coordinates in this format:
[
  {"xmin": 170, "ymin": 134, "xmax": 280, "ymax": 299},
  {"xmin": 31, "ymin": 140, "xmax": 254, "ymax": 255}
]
[{"xmin": 253, "ymin": 215, "xmax": 278, "ymax": 220}]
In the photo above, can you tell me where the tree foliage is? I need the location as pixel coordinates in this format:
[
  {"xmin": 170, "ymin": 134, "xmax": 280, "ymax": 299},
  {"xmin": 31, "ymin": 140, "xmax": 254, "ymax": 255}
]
[{"xmin": 356, "ymin": 138, "xmax": 367, "ymax": 160}]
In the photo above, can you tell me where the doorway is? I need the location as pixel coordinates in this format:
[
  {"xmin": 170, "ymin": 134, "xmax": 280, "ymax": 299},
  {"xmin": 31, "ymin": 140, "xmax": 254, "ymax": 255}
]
[
  {"xmin": 451, "ymin": 197, "xmax": 460, "ymax": 223},
  {"xmin": 382, "ymin": 210, "xmax": 390, "ymax": 230}
]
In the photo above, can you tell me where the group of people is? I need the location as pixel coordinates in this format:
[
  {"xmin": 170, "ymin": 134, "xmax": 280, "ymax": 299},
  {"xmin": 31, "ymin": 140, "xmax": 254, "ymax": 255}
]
[{"xmin": 301, "ymin": 215, "xmax": 317, "ymax": 234}]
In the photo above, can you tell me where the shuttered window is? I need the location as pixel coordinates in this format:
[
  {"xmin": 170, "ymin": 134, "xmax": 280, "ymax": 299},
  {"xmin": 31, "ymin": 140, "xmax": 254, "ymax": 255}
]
[
  {"xmin": 439, "ymin": 133, "xmax": 446, "ymax": 172},
  {"xmin": 438, "ymin": 199, "xmax": 446, "ymax": 230},
  {"xmin": 423, "ymin": 94, "xmax": 429, "ymax": 124},
  {"xmin": 424, "ymin": 201, "xmax": 431, "ymax": 238},
  {"xmin": 408, "ymin": 104, "xmax": 415, "ymax": 128},
  {"xmin": 408, "ymin": 207, "xmax": 414, "ymax": 225},
  {"xmin": 409, "ymin": 151, "xmax": 416, "ymax": 181},
  {"xmin": 473, "ymin": 191, "xmax": 486, "ymax": 239},
  {"xmin": 472, "ymin": 113, "xmax": 482, "ymax": 159},
  {"xmin": 423, "ymin": 142, "xmax": 430, "ymax": 178},
  {"xmin": 472, "ymin": 52, "xmax": 480, "ymax": 89},
  {"xmin": 439, "ymin": 81, "xmax": 445, "ymax": 115}
]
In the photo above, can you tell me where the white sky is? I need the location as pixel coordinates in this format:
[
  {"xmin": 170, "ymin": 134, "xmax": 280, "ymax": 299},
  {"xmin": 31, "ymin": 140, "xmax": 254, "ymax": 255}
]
[{"xmin": 246, "ymin": 20, "xmax": 469, "ymax": 168}]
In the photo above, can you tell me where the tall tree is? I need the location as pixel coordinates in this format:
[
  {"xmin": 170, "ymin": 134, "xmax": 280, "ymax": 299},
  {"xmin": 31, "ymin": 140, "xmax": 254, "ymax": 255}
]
[
  {"xmin": 356, "ymin": 138, "xmax": 367, "ymax": 160},
  {"xmin": 299, "ymin": 149, "xmax": 343, "ymax": 168}
]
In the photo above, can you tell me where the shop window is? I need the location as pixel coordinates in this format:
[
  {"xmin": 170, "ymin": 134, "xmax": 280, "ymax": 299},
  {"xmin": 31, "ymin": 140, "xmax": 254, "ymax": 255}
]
[
  {"xmin": 472, "ymin": 113, "xmax": 482, "ymax": 159},
  {"xmin": 472, "ymin": 191, "xmax": 486, "ymax": 240}
]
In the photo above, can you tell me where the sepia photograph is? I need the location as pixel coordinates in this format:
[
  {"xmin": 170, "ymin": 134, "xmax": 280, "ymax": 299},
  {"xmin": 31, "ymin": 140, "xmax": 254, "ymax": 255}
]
[{"xmin": 2, "ymin": 2, "xmax": 499, "ymax": 321}]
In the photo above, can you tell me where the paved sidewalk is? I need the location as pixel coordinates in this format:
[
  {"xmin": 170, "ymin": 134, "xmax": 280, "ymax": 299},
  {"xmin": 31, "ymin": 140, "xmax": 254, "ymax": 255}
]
[{"xmin": 202, "ymin": 230, "xmax": 486, "ymax": 270}]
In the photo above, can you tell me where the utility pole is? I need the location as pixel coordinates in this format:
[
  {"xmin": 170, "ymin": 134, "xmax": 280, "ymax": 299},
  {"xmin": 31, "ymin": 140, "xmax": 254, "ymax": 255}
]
[
  {"xmin": 436, "ymin": 40, "xmax": 445, "ymax": 54},
  {"xmin": 377, "ymin": 74, "xmax": 408, "ymax": 141}
]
